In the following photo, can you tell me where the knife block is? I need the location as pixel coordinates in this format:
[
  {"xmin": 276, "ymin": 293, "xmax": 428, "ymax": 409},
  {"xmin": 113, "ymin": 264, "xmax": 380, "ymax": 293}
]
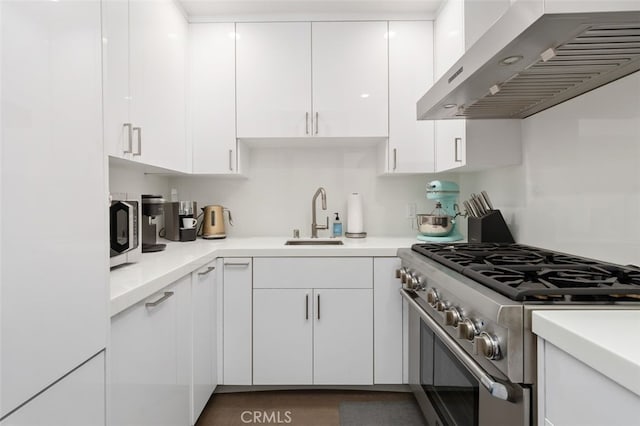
[{"xmin": 467, "ymin": 210, "xmax": 514, "ymax": 243}]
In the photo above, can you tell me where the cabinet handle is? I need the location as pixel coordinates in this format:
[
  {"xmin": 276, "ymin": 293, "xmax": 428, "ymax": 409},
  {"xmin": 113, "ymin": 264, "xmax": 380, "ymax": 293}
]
[
  {"xmin": 198, "ymin": 266, "xmax": 216, "ymax": 276},
  {"xmin": 454, "ymin": 137, "xmax": 462, "ymax": 162},
  {"xmin": 315, "ymin": 112, "xmax": 319, "ymax": 135},
  {"xmin": 133, "ymin": 127, "xmax": 142, "ymax": 156},
  {"xmin": 224, "ymin": 261, "xmax": 250, "ymax": 267},
  {"xmin": 145, "ymin": 291, "xmax": 174, "ymax": 308},
  {"xmin": 305, "ymin": 112, "xmax": 309, "ymax": 135},
  {"xmin": 228, "ymin": 149, "xmax": 234, "ymax": 171},
  {"xmin": 123, "ymin": 123, "xmax": 133, "ymax": 153},
  {"xmin": 305, "ymin": 294, "xmax": 309, "ymax": 320},
  {"xmin": 393, "ymin": 148, "xmax": 397, "ymax": 171},
  {"xmin": 317, "ymin": 294, "xmax": 320, "ymax": 320}
]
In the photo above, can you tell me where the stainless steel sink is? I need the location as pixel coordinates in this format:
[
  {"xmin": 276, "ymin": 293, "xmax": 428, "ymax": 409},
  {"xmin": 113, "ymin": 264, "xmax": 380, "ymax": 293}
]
[{"xmin": 285, "ymin": 239, "xmax": 344, "ymax": 246}]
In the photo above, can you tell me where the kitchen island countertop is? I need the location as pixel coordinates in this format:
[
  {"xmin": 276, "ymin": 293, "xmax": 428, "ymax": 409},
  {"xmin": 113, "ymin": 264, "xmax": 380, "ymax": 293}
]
[
  {"xmin": 110, "ymin": 237, "xmax": 416, "ymax": 317},
  {"xmin": 532, "ymin": 310, "xmax": 640, "ymax": 397}
]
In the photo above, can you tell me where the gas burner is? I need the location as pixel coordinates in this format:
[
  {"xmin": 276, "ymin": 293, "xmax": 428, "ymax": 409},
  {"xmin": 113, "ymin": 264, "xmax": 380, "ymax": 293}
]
[{"xmin": 464, "ymin": 265, "xmax": 640, "ymax": 301}]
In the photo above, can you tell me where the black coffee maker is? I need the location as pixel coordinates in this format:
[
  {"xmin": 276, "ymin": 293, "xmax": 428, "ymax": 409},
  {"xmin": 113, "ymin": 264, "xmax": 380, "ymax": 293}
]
[
  {"xmin": 163, "ymin": 201, "xmax": 198, "ymax": 242},
  {"xmin": 141, "ymin": 195, "xmax": 167, "ymax": 252}
]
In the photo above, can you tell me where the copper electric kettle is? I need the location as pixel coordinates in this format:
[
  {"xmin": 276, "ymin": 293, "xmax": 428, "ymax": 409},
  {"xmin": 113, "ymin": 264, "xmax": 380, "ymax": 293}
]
[{"xmin": 201, "ymin": 205, "xmax": 233, "ymax": 239}]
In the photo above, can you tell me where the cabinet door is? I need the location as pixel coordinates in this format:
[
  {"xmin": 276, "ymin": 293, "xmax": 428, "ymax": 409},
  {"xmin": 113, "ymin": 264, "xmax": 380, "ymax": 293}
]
[
  {"xmin": 102, "ymin": 0, "xmax": 131, "ymax": 159},
  {"xmin": 435, "ymin": 120, "xmax": 466, "ymax": 172},
  {"xmin": 191, "ymin": 262, "xmax": 217, "ymax": 424},
  {"xmin": 190, "ymin": 23, "xmax": 237, "ymax": 174},
  {"xmin": 222, "ymin": 258, "xmax": 253, "ymax": 385},
  {"xmin": 313, "ymin": 289, "xmax": 373, "ymax": 385},
  {"xmin": 1, "ymin": 0, "xmax": 107, "ymax": 417},
  {"xmin": 541, "ymin": 340, "xmax": 640, "ymax": 426},
  {"xmin": 373, "ymin": 258, "xmax": 403, "ymax": 384},
  {"xmin": 236, "ymin": 23, "xmax": 312, "ymax": 138},
  {"xmin": 129, "ymin": 0, "xmax": 187, "ymax": 171},
  {"xmin": 253, "ymin": 290, "xmax": 313, "ymax": 385},
  {"xmin": 110, "ymin": 278, "xmax": 190, "ymax": 426},
  {"xmin": 312, "ymin": 22, "xmax": 388, "ymax": 137},
  {"xmin": 0, "ymin": 353, "xmax": 105, "ymax": 426},
  {"xmin": 388, "ymin": 21, "xmax": 435, "ymax": 173},
  {"xmin": 434, "ymin": 0, "xmax": 464, "ymax": 80}
]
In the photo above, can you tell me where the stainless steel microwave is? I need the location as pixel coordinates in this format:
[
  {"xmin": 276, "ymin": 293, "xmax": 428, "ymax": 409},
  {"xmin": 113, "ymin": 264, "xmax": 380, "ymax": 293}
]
[{"xmin": 110, "ymin": 193, "xmax": 141, "ymax": 268}]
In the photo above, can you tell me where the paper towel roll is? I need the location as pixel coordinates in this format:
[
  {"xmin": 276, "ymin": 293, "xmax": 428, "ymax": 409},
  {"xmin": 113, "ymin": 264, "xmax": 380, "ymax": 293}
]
[{"xmin": 347, "ymin": 193, "xmax": 364, "ymax": 233}]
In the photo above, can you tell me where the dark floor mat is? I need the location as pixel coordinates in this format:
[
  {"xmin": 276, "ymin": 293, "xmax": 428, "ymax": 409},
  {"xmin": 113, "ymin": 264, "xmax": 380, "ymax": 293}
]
[{"xmin": 339, "ymin": 400, "xmax": 426, "ymax": 426}]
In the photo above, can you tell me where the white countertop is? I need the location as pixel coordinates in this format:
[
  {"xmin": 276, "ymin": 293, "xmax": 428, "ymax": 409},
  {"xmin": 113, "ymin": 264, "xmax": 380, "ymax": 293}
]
[
  {"xmin": 110, "ymin": 236, "xmax": 415, "ymax": 317},
  {"xmin": 532, "ymin": 310, "xmax": 640, "ymax": 397}
]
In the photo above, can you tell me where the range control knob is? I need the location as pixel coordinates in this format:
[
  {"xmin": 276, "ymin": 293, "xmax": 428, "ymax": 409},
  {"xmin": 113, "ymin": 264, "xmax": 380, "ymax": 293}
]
[
  {"xmin": 411, "ymin": 276, "xmax": 421, "ymax": 290},
  {"xmin": 458, "ymin": 318, "xmax": 479, "ymax": 341},
  {"xmin": 435, "ymin": 300, "xmax": 449, "ymax": 312},
  {"xmin": 399, "ymin": 267, "xmax": 409, "ymax": 284},
  {"xmin": 395, "ymin": 268, "xmax": 404, "ymax": 280},
  {"xmin": 444, "ymin": 307, "xmax": 462, "ymax": 327},
  {"xmin": 476, "ymin": 332, "xmax": 501, "ymax": 360},
  {"xmin": 426, "ymin": 288, "xmax": 439, "ymax": 306}
]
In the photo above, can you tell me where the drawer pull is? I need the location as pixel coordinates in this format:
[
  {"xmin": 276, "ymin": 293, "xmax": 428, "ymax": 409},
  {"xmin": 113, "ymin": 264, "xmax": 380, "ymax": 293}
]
[
  {"xmin": 198, "ymin": 266, "xmax": 216, "ymax": 276},
  {"xmin": 224, "ymin": 262, "xmax": 250, "ymax": 267},
  {"xmin": 145, "ymin": 291, "xmax": 174, "ymax": 308}
]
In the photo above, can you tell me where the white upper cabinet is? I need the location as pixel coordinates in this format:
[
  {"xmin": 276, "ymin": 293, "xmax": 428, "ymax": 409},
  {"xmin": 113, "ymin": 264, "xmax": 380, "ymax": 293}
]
[
  {"xmin": 434, "ymin": 0, "xmax": 465, "ymax": 81},
  {"xmin": 387, "ymin": 21, "xmax": 435, "ymax": 173},
  {"xmin": 129, "ymin": 0, "xmax": 187, "ymax": 171},
  {"xmin": 190, "ymin": 23, "xmax": 238, "ymax": 173},
  {"xmin": 312, "ymin": 21, "xmax": 388, "ymax": 138},
  {"xmin": 1, "ymin": 0, "xmax": 107, "ymax": 417},
  {"xmin": 103, "ymin": 0, "xmax": 188, "ymax": 172},
  {"xmin": 102, "ymin": 0, "xmax": 132, "ymax": 160},
  {"xmin": 434, "ymin": 0, "xmax": 520, "ymax": 172},
  {"xmin": 235, "ymin": 21, "xmax": 388, "ymax": 139},
  {"xmin": 236, "ymin": 22, "xmax": 312, "ymax": 139}
]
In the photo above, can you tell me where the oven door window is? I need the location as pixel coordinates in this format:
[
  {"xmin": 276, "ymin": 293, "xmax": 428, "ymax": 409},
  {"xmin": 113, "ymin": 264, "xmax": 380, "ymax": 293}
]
[
  {"xmin": 110, "ymin": 201, "xmax": 131, "ymax": 255},
  {"xmin": 421, "ymin": 320, "xmax": 479, "ymax": 426}
]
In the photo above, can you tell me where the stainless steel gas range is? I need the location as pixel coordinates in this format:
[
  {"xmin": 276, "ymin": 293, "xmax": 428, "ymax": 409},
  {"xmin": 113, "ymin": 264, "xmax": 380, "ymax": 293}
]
[{"xmin": 398, "ymin": 243, "xmax": 640, "ymax": 426}]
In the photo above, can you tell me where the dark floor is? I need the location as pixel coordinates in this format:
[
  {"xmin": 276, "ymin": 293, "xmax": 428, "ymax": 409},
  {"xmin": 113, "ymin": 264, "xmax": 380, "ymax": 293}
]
[{"xmin": 195, "ymin": 390, "xmax": 419, "ymax": 426}]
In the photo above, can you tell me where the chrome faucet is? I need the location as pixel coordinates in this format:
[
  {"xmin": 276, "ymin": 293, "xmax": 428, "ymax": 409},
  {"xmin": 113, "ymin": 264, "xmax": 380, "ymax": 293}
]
[{"xmin": 311, "ymin": 187, "xmax": 328, "ymax": 238}]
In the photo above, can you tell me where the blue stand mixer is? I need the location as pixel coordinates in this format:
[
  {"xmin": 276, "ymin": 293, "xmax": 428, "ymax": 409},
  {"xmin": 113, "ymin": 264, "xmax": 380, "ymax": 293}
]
[{"xmin": 416, "ymin": 180, "xmax": 464, "ymax": 243}]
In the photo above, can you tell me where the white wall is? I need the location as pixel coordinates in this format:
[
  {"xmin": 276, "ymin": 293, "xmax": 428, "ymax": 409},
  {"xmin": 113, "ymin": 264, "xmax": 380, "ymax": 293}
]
[
  {"xmin": 170, "ymin": 146, "xmax": 455, "ymax": 237},
  {"xmin": 108, "ymin": 161, "xmax": 171, "ymax": 198},
  {"xmin": 459, "ymin": 73, "xmax": 640, "ymax": 265}
]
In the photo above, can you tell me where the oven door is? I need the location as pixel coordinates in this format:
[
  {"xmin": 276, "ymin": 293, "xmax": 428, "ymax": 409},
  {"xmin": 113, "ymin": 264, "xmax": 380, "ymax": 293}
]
[
  {"xmin": 403, "ymin": 290, "xmax": 530, "ymax": 426},
  {"xmin": 110, "ymin": 200, "xmax": 137, "ymax": 257}
]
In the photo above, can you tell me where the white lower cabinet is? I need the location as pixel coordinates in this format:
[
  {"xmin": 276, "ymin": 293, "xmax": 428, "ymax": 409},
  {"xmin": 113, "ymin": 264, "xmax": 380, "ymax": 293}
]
[
  {"xmin": 253, "ymin": 289, "xmax": 373, "ymax": 386},
  {"xmin": 538, "ymin": 338, "xmax": 640, "ymax": 426},
  {"xmin": 252, "ymin": 258, "xmax": 374, "ymax": 385},
  {"xmin": 191, "ymin": 261, "xmax": 218, "ymax": 424},
  {"xmin": 222, "ymin": 258, "xmax": 253, "ymax": 385},
  {"xmin": 373, "ymin": 258, "xmax": 403, "ymax": 384},
  {"xmin": 0, "ymin": 353, "xmax": 105, "ymax": 426},
  {"xmin": 253, "ymin": 289, "xmax": 314, "ymax": 385},
  {"xmin": 110, "ymin": 277, "xmax": 191, "ymax": 426},
  {"xmin": 313, "ymin": 289, "xmax": 373, "ymax": 385}
]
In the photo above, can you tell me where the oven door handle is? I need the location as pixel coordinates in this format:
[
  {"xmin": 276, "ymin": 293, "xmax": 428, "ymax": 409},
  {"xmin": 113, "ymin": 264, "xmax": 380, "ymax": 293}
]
[{"xmin": 401, "ymin": 289, "xmax": 513, "ymax": 402}]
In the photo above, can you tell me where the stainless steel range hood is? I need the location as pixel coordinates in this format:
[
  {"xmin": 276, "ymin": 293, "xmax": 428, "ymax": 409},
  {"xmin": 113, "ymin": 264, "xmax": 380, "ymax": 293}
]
[{"xmin": 418, "ymin": 1, "xmax": 640, "ymax": 120}]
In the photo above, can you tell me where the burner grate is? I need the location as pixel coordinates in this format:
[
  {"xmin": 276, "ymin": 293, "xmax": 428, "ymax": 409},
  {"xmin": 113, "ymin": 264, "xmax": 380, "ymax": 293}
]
[{"xmin": 411, "ymin": 243, "xmax": 640, "ymax": 302}]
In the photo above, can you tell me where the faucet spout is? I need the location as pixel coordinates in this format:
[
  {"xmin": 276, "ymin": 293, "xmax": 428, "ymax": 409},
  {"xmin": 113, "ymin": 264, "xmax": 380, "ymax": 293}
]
[{"xmin": 311, "ymin": 187, "xmax": 328, "ymax": 238}]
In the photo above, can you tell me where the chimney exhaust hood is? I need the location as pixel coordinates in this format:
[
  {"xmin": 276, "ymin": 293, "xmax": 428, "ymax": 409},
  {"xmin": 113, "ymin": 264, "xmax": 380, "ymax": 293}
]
[{"xmin": 418, "ymin": 1, "xmax": 640, "ymax": 120}]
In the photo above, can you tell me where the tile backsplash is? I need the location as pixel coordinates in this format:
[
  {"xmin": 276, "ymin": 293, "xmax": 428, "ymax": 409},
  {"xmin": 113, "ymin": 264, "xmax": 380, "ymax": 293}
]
[{"xmin": 459, "ymin": 72, "xmax": 640, "ymax": 265}]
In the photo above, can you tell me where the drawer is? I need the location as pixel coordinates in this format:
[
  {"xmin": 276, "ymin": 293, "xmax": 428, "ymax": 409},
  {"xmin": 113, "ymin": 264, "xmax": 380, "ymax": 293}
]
[{"xmin": 253, "ymin": 257, "xmax": 373, "ymax": 289}]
